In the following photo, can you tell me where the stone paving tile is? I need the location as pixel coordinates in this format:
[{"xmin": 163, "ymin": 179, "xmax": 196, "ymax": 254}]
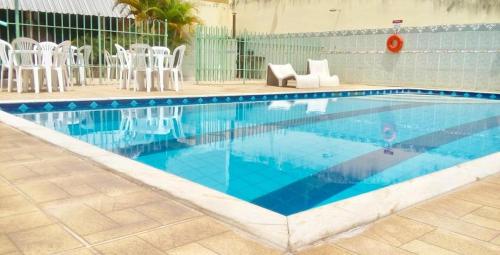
[
  {"xmin": 398, "ymin": 207, "xmax": 499, "ymax": 241},
  {"xmin": 57, "ymin": 248, "xmax": 97, "ymax": 255},
  {"xmin": 165, "ymin": 243, "xmax": 219, "ymax": 255},
  {"xmin": 0, "ymin": 234, "xmax": 19, "ymax": 254},
  {"xmin": 296, "ymin": 244, "xmax": 355, "ymax": 255},
  {"xmin": 400, "ymin": 239, "xmax": 459, "ymax": 255},
  {"xmin": 461, "ymin": 213, "xmax": 500, "ymax": 231},
  {"xmin": 198, "ymin": 232, "xmax": 282, "ymax": 255},
  {"xmin": 470, "ymin": 206, "xmax": 500, "ymax": 222},
  {"xmin": 0, "ymin": 211, "xmax": 54, "ymax": 234},
  {"xmin": 450, "ymin": 182, "xmax": 500, "ymax": 209},
  {"xmin": 43, "ymin": 203, "xmax": 119, "ymax": 236},
  {"xmin": 0, "ymin": 164, "xmax": 39, "ymax": 182},
  {"xmin": 483, "ymin": 174, "xmax": 500, "ymax": 185},
  {"xmin": 0, "ymin": 195, "xmax": 39, "ymax": 217},
  {"xmin": 137, "ymin": 216, "xmax": 229, "ymax": 251},
  {"xmin": 134, "ymin": 200, "xmax": 203, "ymax": 225},
  {"xmin": 0, "ymin": 183, "xmax": 17, "ymax": 198},
  {"xmin": 418, "ymin": 229, "xmax": 500, "ymax": 255},
  {"xmin": 334, "ymin": 235, "xmax": 414, "ymax": 255},
  {"xmin": 415, "ymin": 196, "xmax": 482, "ymax": 219},
  {"xmin": 16, "ymin": 180, "xmax": 71, "ymax": 203},
  {"xmin": 360, "ymin": 215, "xmax": 435, "ymax": 247},
  {"xmin": 8, "ymin": 224, "xmax": 83, "ymax": 255},
  {"xmin": 84, "ymin": 219, "xmax": 161, "ymax": 244},
  {"xmin": 95, "ymin": 236, "xmax": 166, "ymax": 255}
]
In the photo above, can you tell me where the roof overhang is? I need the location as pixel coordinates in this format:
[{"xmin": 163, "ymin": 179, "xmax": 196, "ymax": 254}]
[{"xmin": 0, "ymin": 0, "xmax": 129, "ymax": 18}]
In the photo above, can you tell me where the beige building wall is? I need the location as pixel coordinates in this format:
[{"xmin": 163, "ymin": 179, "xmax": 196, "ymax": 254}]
[
  {"xmin": 234, "ymin": 0, "xmax": 500, "ymax": 34},
  {"xmin": 192, "ymin": 0, "xmax": 232, "ymax": 27}
]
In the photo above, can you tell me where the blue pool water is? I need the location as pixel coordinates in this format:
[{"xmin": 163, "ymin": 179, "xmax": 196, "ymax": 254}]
[{"xmin": 14, "ymin": 94, "xmax": 500, "ymax": 215}]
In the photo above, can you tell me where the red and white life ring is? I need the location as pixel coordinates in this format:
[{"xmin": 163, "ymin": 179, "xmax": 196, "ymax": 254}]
[{"xmin": 386, "ymin": 34, "xmax": 404, "ymax": 53}]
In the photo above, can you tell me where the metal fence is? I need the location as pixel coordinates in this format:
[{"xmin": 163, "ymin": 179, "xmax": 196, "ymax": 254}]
[
  {"xmin": 0, "ymin": 8, "xmax": 168, "ymax": 81},
  {"xmin": 194, "ymin": 26, "xmax": 323, "ymax": 83},
  {"xmin": 194, "ymin": 24, "xmax": 500, "ymax": 91}
]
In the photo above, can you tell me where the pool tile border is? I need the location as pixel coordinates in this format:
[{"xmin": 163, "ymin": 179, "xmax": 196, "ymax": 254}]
[
  {"xmin": 1, "ymin": 88, "xmax": 498, "ymax": 114},
  {"xmin": 0, "ymin": 89, "xmax": 499, "ymax": 251}
]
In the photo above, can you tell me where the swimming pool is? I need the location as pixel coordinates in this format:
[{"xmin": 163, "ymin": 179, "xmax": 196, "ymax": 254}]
[{"xmin": 10, "ymin": 92, "xmax": 500, "ymax": 216}]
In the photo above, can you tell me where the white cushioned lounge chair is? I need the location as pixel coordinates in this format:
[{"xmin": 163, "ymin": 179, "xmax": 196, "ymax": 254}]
[
  {"xmin": 307, "ymin": 59, "xmax": 339, "ymax": 86},
  {"xmin": 266, "ymin": 63, "xmax": 319, "ymax": 88}
]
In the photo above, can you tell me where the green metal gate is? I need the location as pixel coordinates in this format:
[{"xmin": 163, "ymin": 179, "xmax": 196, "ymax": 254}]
[{"xmin": 194, "ymin": 26, "xmax": 324, "ymax": 83}]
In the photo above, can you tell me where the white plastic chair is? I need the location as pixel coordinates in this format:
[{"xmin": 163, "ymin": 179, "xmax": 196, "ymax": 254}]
[
  {"xmin": 307, "ymin": 59, "xmax": 340, "ymax": 86},
  {"xmin": 115, "ymin": 44, "xmax": 131, "ymax": 89},
  {"xmin": 0, "ymin": 39, "xmax": 13, "ymax": 92},
  {"xmin": 152, "ymin": 46, "xmax": 170, "ymax": 92},
  {"xmin": 11, "ymin": 38, "xmax": 41, "ymax": 93},
  {"xmin": 104, "ymin": 49, "xmax": 117, "ymax": 80},
  {"xmin": 48, "ymin": 41, "xmax": 71, "ymax": 92},
  {"xmin": 129, "ymin": 43, "xmax": 154, "ymax": 92},
  {"xmin": 35, "ymin": 41, "xmax": 57, "ymax": 93},
  {"xmin": 167, "ymin": 45, "xmax": 186, "ymax": 91},
  {"xmin": 75, "ymin": 45, "xmax": 92, "ymax": 86}
]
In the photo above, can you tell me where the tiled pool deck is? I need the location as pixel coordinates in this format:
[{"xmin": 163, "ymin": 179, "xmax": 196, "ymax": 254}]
[{"xmin": 1, "ymin": 83, "xmax": 500, "ymax": 254}]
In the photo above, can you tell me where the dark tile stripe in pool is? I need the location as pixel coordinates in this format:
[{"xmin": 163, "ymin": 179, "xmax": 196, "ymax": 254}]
[
  {"xmin": 251, "ymin": 115, "xmax": 500, "ymax": 215},
  {"xmin": 116, "ymin": 102, "xmax": 428, "ymax": 157}
]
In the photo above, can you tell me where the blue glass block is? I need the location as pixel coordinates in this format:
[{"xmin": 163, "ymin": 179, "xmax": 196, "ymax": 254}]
[
  {"xmin": 182, "ymin": 98, "xmax": 189, "ymax": 104},
  {"xmin": 148, "ymin": 99, "xmax": 156, "ymax": 106},
  {"xmin": 225, "ymin": 97, "xmax": 231, "ymax": 102},
  {"xmin": 110, "ymin": 101, "xmax": 119, "ymax": 108},
  {"xmin": 262, "ymin": 95, "xmax": 267, "ymax": 100},
  {"xmin": 294, "ymin": 94, "xmax": 299, "ymax": 98},
  {"xmin": 451, "ymin": 92, "xmax": 457, "ymax": 96},
  {"xmin": 346, "ymin": 92, "xmax": 351, "ymax": 96},
  {"xmin": 212, "ymin": 97, "xmax": 218, "ymax": 103},
  {"xmin": 428, "ymin": 91, "xmax": 433, "ymax": 95},
  {"xmin": 197, "ymin": 98, "xmax": 204, "ymax": 103},
  {"xmin": 250, "ymin": 96, "xmax": 256, "ymax": 101},
  {"xmin": 90, "ymin": 101, "xmax": 99, "ymax": 108},
  {"xmin": 274, "ymin": 95, "xmax": 278, "ymax": 99},
  {"xmin": 18, "ymin": 104, "xmax": 29, "ymax": 112},
  {"xmin": 130, "ymin": 100, "xmax": 138, "ymax": 107},
  {"xmin": 67, "ymin": 102, "xmax": 77, "ymax": 110},
  {"xmin": 440, "ymin": 91, "xmax": 445, "ymax": 95},
  {"xmin": 322, "ymin": 92, "xmax": 326, "ymax": 97},
  {"xmin": 166, "ymin": 99, "xmax": 173, "ymax": 105},
  {"xmin": 490, "ymin": 94, "xmax": 497, "ymax": 99},
  {"xmin": 284, "ymin": 95, "xmax": 289, "ymax": 99},
  {"xmin": 476, "ymin": 93, "xmax": 483, "ymax": 98},
  {"xmin": 313, "ymin": 93, "xmax": 318, "ymax": 98},
  {"xmin": 331, "ymin": 92, "xmax": 336, "ymax": 96},
  {"xmin": 43, "ymin": 103, "xmax": 54, "ymax": 111},
  {"xmin": 464, "ymin": 93, "xmax": 470, "ymax": 97},
  {"xmin": 304, "ymin": 94, "xmax": 308, "ymax": 98},
  {"xmin": 238, "ymin": 96, "xmax": 244, "ymax": 101}
]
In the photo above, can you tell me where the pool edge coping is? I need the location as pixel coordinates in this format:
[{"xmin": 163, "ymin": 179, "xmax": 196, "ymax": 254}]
[{"xmin": 0, "ymin": 91, "xmax": 499, "ymax": 251}]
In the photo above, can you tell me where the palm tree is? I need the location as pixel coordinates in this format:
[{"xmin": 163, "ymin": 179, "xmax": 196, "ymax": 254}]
[{"xmin": 115, "ymin": 0, "xmax": 201, "ymax": 47}]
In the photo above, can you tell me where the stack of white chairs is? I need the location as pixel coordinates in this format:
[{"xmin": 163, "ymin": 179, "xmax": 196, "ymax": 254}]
[
  {"xmin": 0, "ymin": 37, "xmax": 90, "ymax": 93},
  {"xmin": 11, "ymin": 38, "xmax": 41, "ymax": 93},
  {"xmin": 115, "ymin": 43, "xmax": 186, "ymax": 93},
  {"xmin": 129, "ymin": 43, "xmax": 154, "ymax": 92},
  {"xmin": 104, "ymin": 49, "xmax": 118, "ymax": 80},
  {"xmin": 151, "ymin": 46, "xmax": 170, "ymax": 92}
]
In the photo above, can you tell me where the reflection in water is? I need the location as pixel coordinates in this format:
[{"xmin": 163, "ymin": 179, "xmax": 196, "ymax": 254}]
[{"xmin": 17, "ymin": 95, "xmax": 500, "ymax": 215}]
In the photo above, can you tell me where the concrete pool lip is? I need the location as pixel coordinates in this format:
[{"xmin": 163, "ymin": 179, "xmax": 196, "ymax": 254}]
[{"xmin": 1, "ymin": 101, "xmax": 499, "ymax": 251}]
